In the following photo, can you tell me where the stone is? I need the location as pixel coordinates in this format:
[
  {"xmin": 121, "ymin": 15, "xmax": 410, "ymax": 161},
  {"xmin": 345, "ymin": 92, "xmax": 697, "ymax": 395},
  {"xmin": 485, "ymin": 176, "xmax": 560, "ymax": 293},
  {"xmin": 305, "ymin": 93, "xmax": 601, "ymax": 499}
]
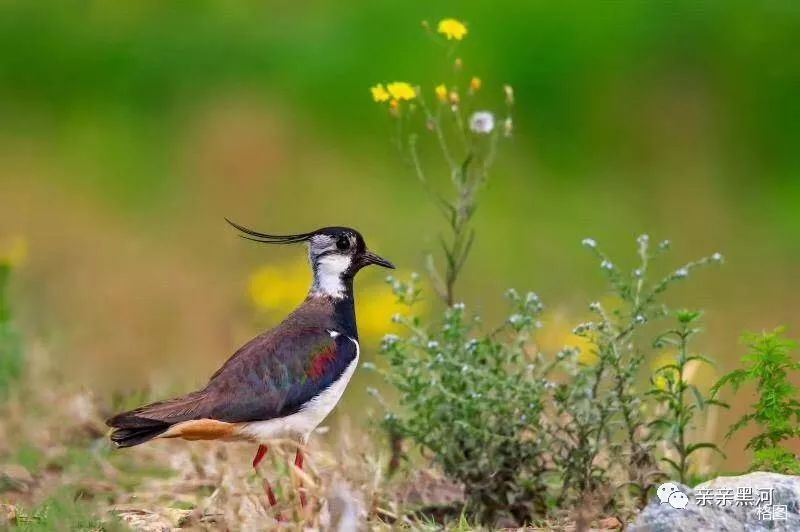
[{"xmin": 628, "ymin": 472, "xmax": 800, "ymax": 531}]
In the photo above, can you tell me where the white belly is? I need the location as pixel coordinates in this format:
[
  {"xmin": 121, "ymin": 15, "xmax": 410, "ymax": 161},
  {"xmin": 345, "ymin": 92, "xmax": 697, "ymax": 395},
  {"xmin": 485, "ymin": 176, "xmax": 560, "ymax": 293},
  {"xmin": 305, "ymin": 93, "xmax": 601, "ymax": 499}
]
[{"xmin": 237, "ymin": 336, "xmax": 359, "ymax": 443}]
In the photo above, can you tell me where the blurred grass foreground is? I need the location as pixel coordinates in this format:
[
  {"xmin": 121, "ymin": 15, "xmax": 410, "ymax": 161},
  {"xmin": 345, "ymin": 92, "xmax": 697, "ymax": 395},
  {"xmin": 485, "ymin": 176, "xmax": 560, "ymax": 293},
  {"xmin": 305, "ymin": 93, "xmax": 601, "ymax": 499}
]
[{"xmin": 1, "ymin": 1, "xmax": 800, "ymax": 529}]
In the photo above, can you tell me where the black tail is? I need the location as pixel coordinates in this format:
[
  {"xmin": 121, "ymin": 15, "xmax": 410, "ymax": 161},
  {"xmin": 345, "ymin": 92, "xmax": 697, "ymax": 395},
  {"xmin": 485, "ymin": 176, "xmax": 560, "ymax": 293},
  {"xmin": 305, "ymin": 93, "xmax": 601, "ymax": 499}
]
[
  {"xmin": 106, "ymin": 412, "xmax": 171, "ymax": 448},
  {"xmin": 106, "ymin": 391, "xmax": 208, "ymax": 448}
]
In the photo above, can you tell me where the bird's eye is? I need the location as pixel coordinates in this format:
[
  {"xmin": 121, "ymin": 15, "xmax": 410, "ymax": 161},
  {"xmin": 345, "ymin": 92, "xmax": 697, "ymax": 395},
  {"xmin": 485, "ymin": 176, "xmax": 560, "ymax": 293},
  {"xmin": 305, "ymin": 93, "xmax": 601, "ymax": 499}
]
[{"xmin": 336, "ymin": 236, "xmax": 350, "ymax": 251}]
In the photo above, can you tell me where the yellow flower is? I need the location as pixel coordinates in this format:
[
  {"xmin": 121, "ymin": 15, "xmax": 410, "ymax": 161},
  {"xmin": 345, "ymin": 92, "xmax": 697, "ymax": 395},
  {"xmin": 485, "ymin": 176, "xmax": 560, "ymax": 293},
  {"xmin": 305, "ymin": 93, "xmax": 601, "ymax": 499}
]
[
  {"xmin": 356, "ymin": 285, "xmax": 411, "ymax": 340},
  {"xmin": 470, "ymin": 77, "xmax": 482, "ymax": 92},
  {"xmin": 0, "ymin": 236, "xmax": 27, "ymax": 268},
  {"xmin": 248, "ymin": 259, "xmax": 310, "ymax": 312},
  {"xmin": 437, "ymin": 18, "xmax": 468, "ymax": 40},
  {"xmin": 386, "ymin": 82, "xmax": 416, "ymax": 101},
  {"xmin": 536, "ymin": 310, "xmax": 597, "ymax": 364},
  {"xmin": 370, "ymin": 84, "xmax": 390, "ymax": 103},
  {"xmin": 435, "ymin": 84, "xmax": 448, "ymax": 102}
]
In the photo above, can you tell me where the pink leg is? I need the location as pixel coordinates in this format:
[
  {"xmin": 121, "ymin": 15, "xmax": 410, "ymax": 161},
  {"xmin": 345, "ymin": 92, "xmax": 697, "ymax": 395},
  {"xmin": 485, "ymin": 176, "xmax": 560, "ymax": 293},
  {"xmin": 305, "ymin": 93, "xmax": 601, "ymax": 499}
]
[
  {"xmin": 252, "ymin": 445, "xmax": 278, "ymax": 507},
  {"xmin": 294, "ymin": 449, "xmax": 307, "ymax": 508}
]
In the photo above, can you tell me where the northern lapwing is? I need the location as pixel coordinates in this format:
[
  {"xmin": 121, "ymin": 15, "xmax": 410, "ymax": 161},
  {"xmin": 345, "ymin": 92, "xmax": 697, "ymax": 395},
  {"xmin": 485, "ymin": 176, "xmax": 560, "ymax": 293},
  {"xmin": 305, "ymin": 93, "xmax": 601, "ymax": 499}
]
[{"xmin": 106, "ymin": 220, "xmax": 394, "ymax": 508}]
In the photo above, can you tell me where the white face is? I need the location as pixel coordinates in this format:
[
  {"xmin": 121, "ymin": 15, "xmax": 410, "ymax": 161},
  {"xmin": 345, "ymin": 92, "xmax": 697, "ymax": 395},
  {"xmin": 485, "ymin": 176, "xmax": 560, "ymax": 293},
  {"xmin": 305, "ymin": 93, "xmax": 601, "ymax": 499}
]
[
  {"xmin": 308, "ymin": 233, "xmax": 356, "ymax": 299},
  {"xmin": 657, "ymin": 482, "xmax": 680, "ymax": 503}
]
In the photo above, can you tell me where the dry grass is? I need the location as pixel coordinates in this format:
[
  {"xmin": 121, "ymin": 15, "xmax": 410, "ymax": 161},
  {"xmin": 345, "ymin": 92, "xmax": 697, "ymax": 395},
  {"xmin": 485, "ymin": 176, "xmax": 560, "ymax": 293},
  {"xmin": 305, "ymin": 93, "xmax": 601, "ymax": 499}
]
[{"xmin": 0, "ymin": 342, "xmax": 481, "ymax": 531}]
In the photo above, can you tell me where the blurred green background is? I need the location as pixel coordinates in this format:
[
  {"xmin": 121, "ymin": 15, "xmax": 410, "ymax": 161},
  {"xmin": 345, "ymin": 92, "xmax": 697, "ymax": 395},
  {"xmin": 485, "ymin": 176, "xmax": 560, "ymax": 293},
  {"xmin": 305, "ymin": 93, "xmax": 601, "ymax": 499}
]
[{"xmin": 1, "ymin": 1, "xmax": 799, "ymax": 468}]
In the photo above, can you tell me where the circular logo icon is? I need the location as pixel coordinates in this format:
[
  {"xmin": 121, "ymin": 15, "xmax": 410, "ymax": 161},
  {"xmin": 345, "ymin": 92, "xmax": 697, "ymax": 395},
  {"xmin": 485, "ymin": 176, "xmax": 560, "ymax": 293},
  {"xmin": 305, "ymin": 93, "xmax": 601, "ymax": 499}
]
[
  {"xmin": 657, "ymin": 482, "xmax": 680, "ymax": 504},
  {"xmin": 668, "ymin": 491, "xmax": 689, "ymax": 509}
]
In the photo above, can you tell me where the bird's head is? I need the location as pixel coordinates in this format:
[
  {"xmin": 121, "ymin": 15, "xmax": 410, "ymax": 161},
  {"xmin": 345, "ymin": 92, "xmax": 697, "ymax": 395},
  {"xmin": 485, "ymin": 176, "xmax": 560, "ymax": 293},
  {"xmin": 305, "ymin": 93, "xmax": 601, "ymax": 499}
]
[{"xmin": 226, "ymin": 219, "xmax": 395, "ymax": 299}]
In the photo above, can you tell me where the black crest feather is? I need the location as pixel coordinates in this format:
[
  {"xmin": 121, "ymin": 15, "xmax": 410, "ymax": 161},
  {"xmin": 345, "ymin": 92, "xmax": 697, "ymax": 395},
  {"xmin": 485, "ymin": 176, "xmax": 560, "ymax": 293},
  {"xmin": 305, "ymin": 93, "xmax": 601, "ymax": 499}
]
[{"xmin": 225, "ymin": 218, "xmax": 314, "ymax": 244}]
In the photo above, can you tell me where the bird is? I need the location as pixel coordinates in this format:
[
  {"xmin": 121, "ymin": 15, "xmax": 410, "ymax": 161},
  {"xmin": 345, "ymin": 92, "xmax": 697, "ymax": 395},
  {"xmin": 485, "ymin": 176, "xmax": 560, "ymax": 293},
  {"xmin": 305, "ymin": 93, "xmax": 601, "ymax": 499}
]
[{"xmin": 106, "ymin": 220, "xmax": 395, "ymax": 509}]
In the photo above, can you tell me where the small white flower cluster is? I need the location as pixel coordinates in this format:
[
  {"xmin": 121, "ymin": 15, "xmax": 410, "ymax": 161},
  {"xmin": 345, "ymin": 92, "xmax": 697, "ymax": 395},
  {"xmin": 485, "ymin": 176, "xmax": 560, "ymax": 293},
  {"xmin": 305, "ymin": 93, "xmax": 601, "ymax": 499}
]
[
  {"xmin": 582, "ymin": 237, "xmax": 597, "ymax": 249},
  {"xmin": 557, "ymin": 347, "xmax": 579, "ymax": 360},
  {"xmin": 525, "ymin": 291, "xmax": 544, "ymax": 312},
  {"xmin": 452, "ymin": 302, "xmax": 466, "ymax": 311},
  {"xmin": 634, "ymin": 314, "xmax": 647, "ymax": 325},
  {"xmin": 589, "ymin": 301, "xmax": 602, "ymax": 312},
  {"xmin": 637, "ymin": 234, "xmax": 650, "ymax": 246},
  {"xmin": 711, "ymin": 252, "xmax": 724, "ymax": 263},
  {"xmin": 427, "ymin": 340, "xmax": 440, "ymax": 350},
  {"xmin": 674, "ymin": 267, "xmax": 689, "ymax": 279},
  {"xmin": 573, "ymin": 322, "xmax": 595, "ymax": 335},
  {"xmin": 381, "ymin": 333, "xmax": 400, "ymax": 348},
  {"xmin": 508, "ymin": 313, "xmax": 525, "ymax": 326},
  {"xmin": 601, "ymin": 260, "xmax": 614, "ymax": 271}
]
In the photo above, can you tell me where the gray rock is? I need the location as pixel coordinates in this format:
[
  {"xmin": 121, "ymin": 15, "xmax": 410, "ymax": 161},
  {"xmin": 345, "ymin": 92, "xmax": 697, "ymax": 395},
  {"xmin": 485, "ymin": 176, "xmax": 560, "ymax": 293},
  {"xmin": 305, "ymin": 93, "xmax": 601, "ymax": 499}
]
[{"xmin": 628, "ymin": 472, "xmax": 800, "ymax": 531}]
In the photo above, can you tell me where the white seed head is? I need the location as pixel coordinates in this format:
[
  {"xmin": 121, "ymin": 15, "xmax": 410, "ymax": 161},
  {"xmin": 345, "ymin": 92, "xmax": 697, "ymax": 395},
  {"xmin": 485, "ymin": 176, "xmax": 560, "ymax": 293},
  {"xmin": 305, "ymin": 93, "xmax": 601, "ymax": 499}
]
[{"xmin": 469, "ymin": 111, "xmax": 495, "ymax": 134}]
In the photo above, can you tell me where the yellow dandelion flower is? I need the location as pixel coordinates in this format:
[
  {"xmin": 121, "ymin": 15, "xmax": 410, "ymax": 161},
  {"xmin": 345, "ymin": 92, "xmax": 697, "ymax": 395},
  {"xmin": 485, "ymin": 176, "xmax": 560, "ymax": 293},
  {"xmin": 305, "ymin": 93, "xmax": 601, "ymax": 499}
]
[
  {"xmin": 371, "ymin": 84, "xmax": 390, "ymax": 103},
  {"xmin": 0, "ymin": 236, "xmax": 27, "ymax": 268},
  {"xmin": 437, "ymin": 18, "xmax": 468, "ymax": 40},
  {"xmin": 470, "ymin": 77, "xmax": 482, "ymax": 92},
  {"xmin": 386, "ymin": 82, "xmax": 416, "ymax": 101},
  {"xmin": 435, "ymin": 84, "xmax": 448, "ymax": 102}
]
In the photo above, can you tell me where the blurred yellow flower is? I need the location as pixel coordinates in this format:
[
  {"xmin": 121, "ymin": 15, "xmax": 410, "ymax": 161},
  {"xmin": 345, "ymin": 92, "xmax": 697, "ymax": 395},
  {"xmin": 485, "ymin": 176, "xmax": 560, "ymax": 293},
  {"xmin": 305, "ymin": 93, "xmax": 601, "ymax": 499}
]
[
  {"xmin": 247, "ymin": 260, "xmax": 420, "ymax": 343},
  {"xmin": 371, "ymin": 84, "xmax": 390, "ymax": 103},
  {"xmin": 356, "ymin": 286, "xmax": 410, "ymax": 341},
  {"xmin": 651, "ymin": 351, "xmax": 678, "ymax": 390},
  {"xmin": 435, "ymin": 84, "xmax": 448, "ymax": 102},
  {"xmin": 387, "ymin": 82, "xmax": 416, "ymax": 101},
  {"xmin": 0, "ymin": 236, "xmax": 27, "ymax": 267},
  {"xmin": 248, "ymin": 259, "xmax": 310, "ymax": 313},
  {"xmin": 438, "ymin": 18, "xmax": 468, "ymax": 40},
  {"xmin": 536, "ymin": 310, "xmax": 597, "ymax": 364},
  {"xmin": 470, "ymin": 76, "xmax": 482, "ymax": 92}
]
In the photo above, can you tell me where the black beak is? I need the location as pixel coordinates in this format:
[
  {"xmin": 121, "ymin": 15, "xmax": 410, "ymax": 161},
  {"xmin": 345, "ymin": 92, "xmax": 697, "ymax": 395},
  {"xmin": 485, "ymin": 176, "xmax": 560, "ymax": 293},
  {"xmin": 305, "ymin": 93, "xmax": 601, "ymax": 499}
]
[{"xmin": 361, "ymin": 250, "xmax": 395, "ymax": 269}]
